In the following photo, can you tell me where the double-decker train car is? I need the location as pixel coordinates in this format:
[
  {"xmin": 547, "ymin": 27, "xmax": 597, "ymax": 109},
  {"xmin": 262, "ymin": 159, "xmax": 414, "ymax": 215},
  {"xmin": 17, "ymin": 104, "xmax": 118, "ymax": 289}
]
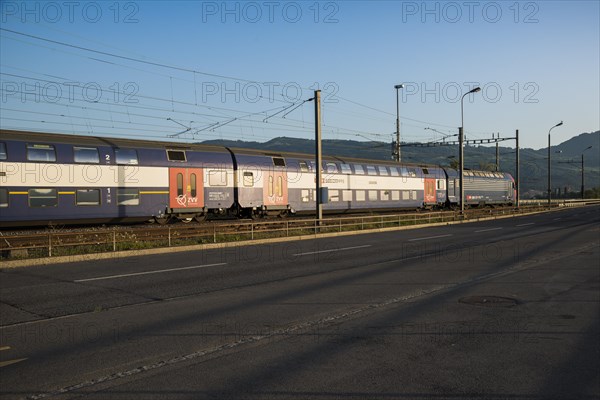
[
  {"xmin": 444, "ymin": 168, "xmax": 516, "ymax": 207},
  {"xmin": 0, "ymin": 130, "xmax": 515, "ymax": 227},
  {"xmin": 0, "ymin": 130, "xmax": 236, "ymax": 226}
]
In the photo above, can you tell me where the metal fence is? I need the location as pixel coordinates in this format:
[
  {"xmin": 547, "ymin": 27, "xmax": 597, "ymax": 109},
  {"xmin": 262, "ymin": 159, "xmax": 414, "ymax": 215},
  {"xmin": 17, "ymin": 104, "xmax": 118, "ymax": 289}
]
[{"xmin": 1, "ymin": 201, "xmax": 598, "ymax": 261}]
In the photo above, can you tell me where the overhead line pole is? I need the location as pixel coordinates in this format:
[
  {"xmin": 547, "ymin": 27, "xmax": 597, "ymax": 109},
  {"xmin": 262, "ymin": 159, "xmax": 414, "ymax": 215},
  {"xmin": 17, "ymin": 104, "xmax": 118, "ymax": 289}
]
[
  {"xmin": 315, "ymin": 90, "xmax": 323, "ymax": 221},
  {"xmin": 515, "ymin": 129, "xmax": 520, "ymax": 208}
]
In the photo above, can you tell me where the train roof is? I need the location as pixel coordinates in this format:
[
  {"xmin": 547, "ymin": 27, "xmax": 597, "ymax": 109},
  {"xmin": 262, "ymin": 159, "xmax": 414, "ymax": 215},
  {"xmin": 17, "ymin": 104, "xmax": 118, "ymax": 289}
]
[
  {"xmin": 0, "ymin": 130, "xmax": 510, "ymax": 177},
  {"xmin": 0, "ymin": 129, "xmax": 231, "ymax": 154},
  {"xmin": 1, "ymin": 129, "xmax": 441, "ymax": 167}
]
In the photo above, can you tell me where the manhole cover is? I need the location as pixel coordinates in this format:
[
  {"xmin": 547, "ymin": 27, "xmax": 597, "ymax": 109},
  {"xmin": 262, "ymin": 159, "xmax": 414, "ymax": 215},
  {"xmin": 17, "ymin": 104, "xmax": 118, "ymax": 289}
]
[{"xmin": 459, "ymin": 296, "xmax": 519, "ymax": 307}]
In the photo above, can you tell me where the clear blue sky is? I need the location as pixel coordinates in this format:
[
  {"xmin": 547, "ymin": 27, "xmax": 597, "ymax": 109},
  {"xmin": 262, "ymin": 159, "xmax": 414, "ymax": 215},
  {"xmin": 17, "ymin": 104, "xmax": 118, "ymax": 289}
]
[{"xmin": 1, "ymin": 0, "xmax": 598, "ymax": 150}]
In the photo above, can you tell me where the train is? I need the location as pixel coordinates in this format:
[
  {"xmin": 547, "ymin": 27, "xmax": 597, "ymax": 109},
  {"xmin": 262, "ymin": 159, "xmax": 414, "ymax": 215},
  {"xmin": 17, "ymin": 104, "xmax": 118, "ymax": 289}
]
[{"xmin": 0, "ymin": 130, "xmax": 516, "ymax": 227}]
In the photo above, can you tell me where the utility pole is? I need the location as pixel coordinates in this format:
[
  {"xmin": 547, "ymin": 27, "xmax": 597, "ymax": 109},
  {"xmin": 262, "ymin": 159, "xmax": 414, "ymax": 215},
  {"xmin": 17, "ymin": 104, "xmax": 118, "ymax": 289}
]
[
  {"xmin": 314, "ymin": 90, "xmax": 323, "ymax": 221},
  {"xmin": 394, "ymin": 84, "xmax": 404, "ymax": 162},
  {"xmin": 581, "ymin": 153, "xmax": 585, "ymax": 199},
  {"xmin": 495, "ymin": 134, "xmax": 500, "ymax": 171},
  {"xmin": 515, "ymin": 129, "xmax": 520, "ymax": 208},
  {"xmin": 459, "ymin": 126, "xmax": 464, "ymax": 214}
]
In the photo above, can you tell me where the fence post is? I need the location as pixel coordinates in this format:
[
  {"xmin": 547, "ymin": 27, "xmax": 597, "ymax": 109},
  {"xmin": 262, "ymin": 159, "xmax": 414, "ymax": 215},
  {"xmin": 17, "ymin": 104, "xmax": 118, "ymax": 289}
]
[
  {"xmin": 113, "ymin": 229, "xmax": 116, "ymax": 252},
  {"xmin": 251, "ymin": 223, "xmax": 254, "ymax": 240},
  {"xmin": 168, "ymin": 227, "xmax": 171, "ymax": 247},
  {"xmin": 48, "ymin": 233, "xmax": 52, "ymax": 257},
  {"xmin": 339, "ymin": 218, "xmax": 342, "ymax": 232},
  {"xmin": 287, "ymin": 221, "xmax": 289, "ymax": 237},
  {"xmin": 213, "ymin": 224, "xmax": 217, "ymax": 243}
]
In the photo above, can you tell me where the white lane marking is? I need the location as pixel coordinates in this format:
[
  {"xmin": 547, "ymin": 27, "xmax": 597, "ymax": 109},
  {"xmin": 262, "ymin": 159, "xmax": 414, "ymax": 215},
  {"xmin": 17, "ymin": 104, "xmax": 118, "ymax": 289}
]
[
  {"xmin": 74, "ymin": 263, "xmax": 227, "ymax": 283},
  {"xmin": 474, "ymin": 227, "xmax": 503, "ymax": 233},
  {"xmin": 553, "ymin": 218, "xmax": 562, "ymax": 221},
  {"xmin": 409, "ymin": 234, "xmax": 452, "ymax": 242},
  {"xmin": 516, "ymin": 223, "xmax": 535, "ymax": 227},
  {"xmin": 293, "ymin": 245, "xmax": 372, "ymax": 257}
]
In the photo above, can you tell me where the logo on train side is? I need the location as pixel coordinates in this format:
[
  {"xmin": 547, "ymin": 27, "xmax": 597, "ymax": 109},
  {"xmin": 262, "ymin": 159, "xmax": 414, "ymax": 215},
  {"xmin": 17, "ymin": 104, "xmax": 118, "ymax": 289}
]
[{"xmin": 175, "ymin": 194, "xmax": 199, "ymax": 207}]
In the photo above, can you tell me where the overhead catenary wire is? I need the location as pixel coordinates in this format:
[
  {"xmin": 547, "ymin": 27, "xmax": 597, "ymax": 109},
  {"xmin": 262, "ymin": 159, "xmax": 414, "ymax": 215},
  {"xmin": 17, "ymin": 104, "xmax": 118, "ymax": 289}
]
[{"xmin": 1, "ymin": 28, "xmax": 475, "ymax": 138}]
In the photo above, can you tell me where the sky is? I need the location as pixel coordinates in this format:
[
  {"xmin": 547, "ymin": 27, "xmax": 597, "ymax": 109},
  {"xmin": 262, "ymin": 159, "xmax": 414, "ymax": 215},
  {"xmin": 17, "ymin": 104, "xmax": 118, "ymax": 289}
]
[{"xmin": 1, "ymin": 0, "xmax": 599, "ymax": 151}]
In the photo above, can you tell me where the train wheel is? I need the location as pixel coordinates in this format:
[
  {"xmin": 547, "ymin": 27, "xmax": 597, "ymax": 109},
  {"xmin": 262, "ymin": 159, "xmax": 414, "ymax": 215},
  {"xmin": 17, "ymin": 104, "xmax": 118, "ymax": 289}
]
[
  {"xmin": 194, "ymin": 214, "xmax": 206, "ymax": 223},
  {"xmin": 155, "ymin": 216, "xmax": 171, "ymax": 225}
]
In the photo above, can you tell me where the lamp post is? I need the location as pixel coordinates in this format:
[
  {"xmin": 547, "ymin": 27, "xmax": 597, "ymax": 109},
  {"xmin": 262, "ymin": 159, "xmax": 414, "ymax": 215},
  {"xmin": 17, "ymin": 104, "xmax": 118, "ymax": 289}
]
[
  {"xmin": 394, "ymin": 84, "xmax": 404, "ymax": 162},
  {"xmin": 581, "ymin": 145, "xmax": 592, "ymax": 199},
  {"xmin": 459, "ymin": 86, "xmax": 481, "ymax": 214},
  {"xmin": 547, "ymin": 121, "xmax": 563, "ymax": 205}
]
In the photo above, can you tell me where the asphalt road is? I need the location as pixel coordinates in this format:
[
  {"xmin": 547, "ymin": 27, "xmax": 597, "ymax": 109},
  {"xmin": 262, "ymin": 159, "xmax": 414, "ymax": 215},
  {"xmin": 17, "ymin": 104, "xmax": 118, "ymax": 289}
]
[{"xmin": 1, "ymin": 206, "xmax": 599, "ymax": 399}]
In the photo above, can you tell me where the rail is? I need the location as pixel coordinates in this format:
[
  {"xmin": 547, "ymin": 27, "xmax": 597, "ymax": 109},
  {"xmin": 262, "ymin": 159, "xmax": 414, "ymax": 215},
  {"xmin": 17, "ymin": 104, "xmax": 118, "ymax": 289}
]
[{"xmin": 1, "ymin": 201, "xmax": 599, "ymax": 261}]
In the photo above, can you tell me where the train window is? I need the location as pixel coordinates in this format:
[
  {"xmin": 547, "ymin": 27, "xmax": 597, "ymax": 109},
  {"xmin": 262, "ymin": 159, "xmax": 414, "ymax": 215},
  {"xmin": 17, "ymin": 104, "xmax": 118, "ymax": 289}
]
[
  {"xmin": 366, "ymin": 166, "xmax": 377, "ymax": 175},
  {"xmin": 402, "ymin": 191, "xmax": 409, "ymax": 200},
  {"xmin": 76, "ymin": 189, "xmax": 100, "ymax": 206},
  {"xmin": 381, "ymin": 191, "xmax": 390, "ymax": 201},
  {"xmin": 411, "ymin": 190, "xmax": 417, "ymax": 200},
  {"xmin": 391, "ymin": 191, "xmax": 400, "ymax": 201},
  {"xmin": 27, "ymin": 144, "xmax": 56, "ymax": 162},
  {"xmin": 408, "ymin": 168, "xmax": 417, "ymax": 177},
  {"xmin": 377, "ymin": 166, "xmax": 389, "ymax": 176},
  {"xmin": 115, "ymin": 149, "xmax": 138, "ymax": 165},
  {"xmin": 28, "ymin": 188, "xmax": 58, "ymax": 207},
  {"xmin": 422, "ymin": 168, "xmax": 429, "ymax": 174},
  {"xmin": 243, "ymin": 172, "xmax": 254, "ymax": 187},
  {"xmin": 369, "ymin": 190, "xmax": 378, "ymax": 201},
  {"xmin": 354, "ymin": 165, "xmax": 365, "ymax": 175},
  {"xmin": 340, "ymin": 164, "xmax": 352, "ymax": 174},
  {"xmin": 299, "ymin": 162, "xmax": 309, "ymax": 172},
  {"xmin": 399, "ymin": 167, "xmax": 409, "ymax": 177},
  {"xmin": 329, "ymin": 190, "xmax": 339, "ymax": 202},
  {"xmin": 74, "ymin": 147, "xmax": 99, "ymax": 164},
  {"xmin": 301, "ymin": 189, "xmax": 310, "ymax": 202},
  {"xmin": 0, "ymin": 142, "xmax": 6, "ymax": 160},
  {"xmin": 342, "ymin": 190, "xmax": 352, "ymax": 201},
  {"xmin": 177, "ymin": 173, "xmax": 184, "ymax": 197},
  {"xmin": 355, "ymin": 190, "xmax": 365, "ymax": 201},
  {"xmin": 190, "ymin": 174, "xmax": 197, "ymax": 197},
  {"xmin": 272, "ymin": 157, "xmax": 286, "ymax": 167},
  {"xmin": 277, "ymin": 176, "xmax": 283, "ymax": 197},
  {"xmin": 117, "ymin": 188, "xmax": 140, "ymax": 206},
  {"xmin": 268, "ymin": 176, "xmax": 274, "ymax": 197},
  {"xmin": 0, "ymin": 188, "xmax": 8, "ymax": 207},
  {"xmin": 208, "ymin": 170, "xmax": 227, "ymax": 186},
  {"xmin": 390, "ymin": 167, "xmax": 400, "ymax": 176},
  {"xmin": 326, "ymin": 163, "xmax": 338, "ymax": 173},
  {"xmin": 437, "ymin": 180, "xmax": 446, "ymax": 190},
  {"xmin": 167, "ymin": 150, "xmax": 187, "ymax": 162}
]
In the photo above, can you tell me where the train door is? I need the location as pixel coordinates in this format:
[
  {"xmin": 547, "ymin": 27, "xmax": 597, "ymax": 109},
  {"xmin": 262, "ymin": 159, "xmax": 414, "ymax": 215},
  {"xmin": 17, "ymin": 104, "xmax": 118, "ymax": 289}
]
[
  {"xmin": 263, "ymin": 170, "xmax": 288, "ymax": 207},
  {"xmin": 169, "ymin": 168, "xmax": 204, "ymax": 210},
  {"xmin": 424, "ymin": 178, "xmax": 436, "ymax": 204}
]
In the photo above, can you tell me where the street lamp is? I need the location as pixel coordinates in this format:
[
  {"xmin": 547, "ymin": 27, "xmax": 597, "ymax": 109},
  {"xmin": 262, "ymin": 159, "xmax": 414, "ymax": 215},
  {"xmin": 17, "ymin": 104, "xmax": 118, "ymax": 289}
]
[
  {"xmin": 547, "ymin": 121, "xmax": 563, "ymax": 205},
  {"xmin": 581, "ymin": 145, "xmax": 592, "ymax": 199},
  {"xmin": 459, "ymin": 86, "xmax": 481, "ymax": 214},
  {"xmin": 394, "ymin": 84, "xmax": 404, "ymax": 162}
]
